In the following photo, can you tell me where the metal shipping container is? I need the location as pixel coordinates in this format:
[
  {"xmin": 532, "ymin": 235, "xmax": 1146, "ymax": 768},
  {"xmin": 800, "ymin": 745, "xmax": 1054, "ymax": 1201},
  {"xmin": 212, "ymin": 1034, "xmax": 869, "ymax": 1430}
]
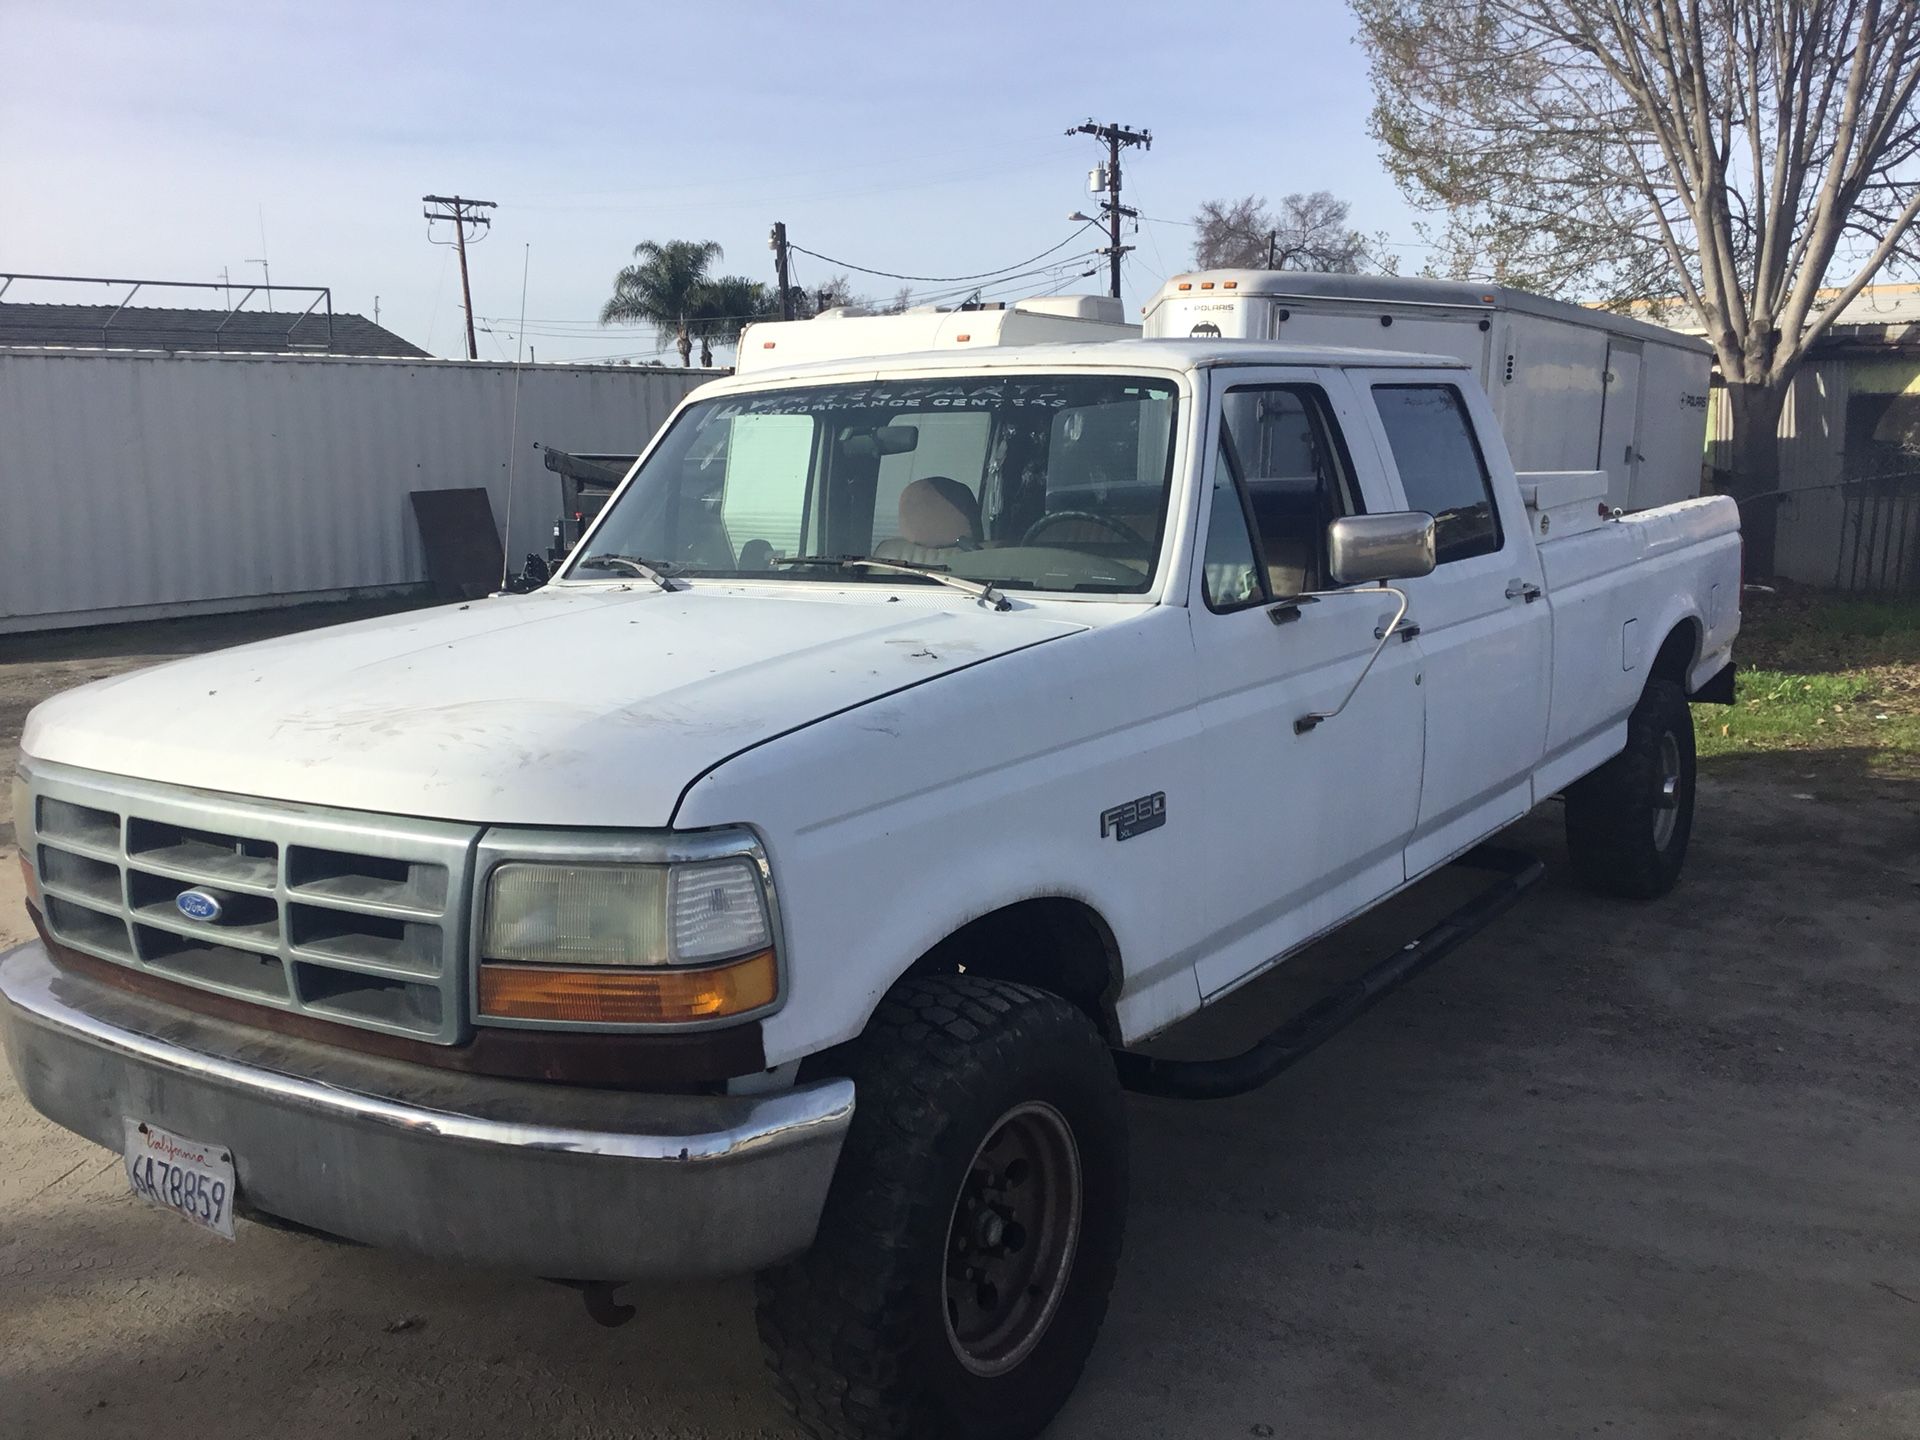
[{"xmin": 0, "ymin": 348, "xmax": 708, "ymax": 633}]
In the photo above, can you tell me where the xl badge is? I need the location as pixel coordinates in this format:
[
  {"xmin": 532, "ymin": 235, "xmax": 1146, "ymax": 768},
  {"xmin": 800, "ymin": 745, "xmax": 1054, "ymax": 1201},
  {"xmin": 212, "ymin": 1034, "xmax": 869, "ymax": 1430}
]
[
  {"xmin": 1100, "ymin": 791, "xmax": 1166, "ymax": 842},
  {"xmin": 175, "ymin": 889, "xmax": 224, "ymax": 923}
]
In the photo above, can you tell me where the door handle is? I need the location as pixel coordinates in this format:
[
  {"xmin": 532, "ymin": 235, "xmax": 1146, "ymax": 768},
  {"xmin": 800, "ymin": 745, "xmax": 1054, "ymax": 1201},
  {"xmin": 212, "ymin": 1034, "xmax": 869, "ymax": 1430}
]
[
  {"xmin": 1505, "ymin": 580, "xmax": 1542, "ymax": 603},
  {"xmin": 1375, "ymin": 619, "xmax": 1421, "ymax": 641}
]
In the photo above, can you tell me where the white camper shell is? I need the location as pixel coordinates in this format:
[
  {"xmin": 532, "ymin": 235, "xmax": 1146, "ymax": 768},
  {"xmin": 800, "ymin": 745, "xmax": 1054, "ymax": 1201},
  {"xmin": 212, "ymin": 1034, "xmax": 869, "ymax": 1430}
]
[
  {"xmin": 735, "ymin": 293, "xmax": 1138, "ymax": 374},
  {"xmin": 1144, "ymin": 271, "xmax": 1712, "ymax": 513}
]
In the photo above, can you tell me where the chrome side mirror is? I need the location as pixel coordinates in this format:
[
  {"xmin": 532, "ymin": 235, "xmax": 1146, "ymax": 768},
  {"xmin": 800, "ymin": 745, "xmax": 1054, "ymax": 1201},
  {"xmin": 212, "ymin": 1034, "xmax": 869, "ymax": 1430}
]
[
  {"xmin": 1290, "ymin": 512, "xmax": 1434, "ymax": 736},
  {"xmin": 1327, "ymin": 512, "xmax": 1436, "ymax": 587}
]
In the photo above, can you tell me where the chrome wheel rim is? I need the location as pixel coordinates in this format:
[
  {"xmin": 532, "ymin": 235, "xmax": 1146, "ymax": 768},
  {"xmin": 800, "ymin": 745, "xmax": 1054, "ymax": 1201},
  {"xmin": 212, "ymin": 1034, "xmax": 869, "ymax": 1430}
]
[
  {"xmin": 1652, "ymin": 730, "xmax": 1682, "ymax": 850},
  {"xmin": 942, "ymin": 1100, "xmax": 1083, "ymax": 1378}
]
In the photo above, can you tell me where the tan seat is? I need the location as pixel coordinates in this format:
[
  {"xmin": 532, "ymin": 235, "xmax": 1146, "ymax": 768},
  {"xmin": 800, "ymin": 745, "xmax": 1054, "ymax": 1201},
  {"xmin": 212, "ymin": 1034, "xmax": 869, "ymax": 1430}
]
[{"xmin": 873, "ymin": 476, "xmax": 980, "ymax": 565}]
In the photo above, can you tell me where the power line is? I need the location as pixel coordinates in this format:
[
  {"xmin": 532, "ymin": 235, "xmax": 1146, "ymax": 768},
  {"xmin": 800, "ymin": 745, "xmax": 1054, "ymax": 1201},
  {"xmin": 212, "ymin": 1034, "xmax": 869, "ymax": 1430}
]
[
  {"xmin": 785, "ymin": 225, "xmax": 1096, "ymax": 284},
  {"xmin": 470, "ymin": 251, "xmax": 1105, "ymax": 340},
  {"xmin": 422, "ymin": 194, "xmax": 495, "ymax": 359}
]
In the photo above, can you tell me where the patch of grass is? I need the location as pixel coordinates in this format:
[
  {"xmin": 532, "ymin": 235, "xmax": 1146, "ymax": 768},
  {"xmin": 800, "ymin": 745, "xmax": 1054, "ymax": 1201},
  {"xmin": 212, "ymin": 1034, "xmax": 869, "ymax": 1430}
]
[
  {"xmin": 1731, "ymin": 591, "xmax": 1920, "ymax": 673},
  {"xmin": 1695, "ymin": 588, "xmax": 1920, "ymax": 775}
]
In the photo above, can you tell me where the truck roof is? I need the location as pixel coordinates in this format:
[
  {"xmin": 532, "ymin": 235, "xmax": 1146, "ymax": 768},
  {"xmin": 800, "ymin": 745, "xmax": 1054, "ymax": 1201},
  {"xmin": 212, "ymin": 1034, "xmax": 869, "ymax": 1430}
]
[{"xmin": 708, "ymin": 336, "xmax": 1470, "ymax": 391}]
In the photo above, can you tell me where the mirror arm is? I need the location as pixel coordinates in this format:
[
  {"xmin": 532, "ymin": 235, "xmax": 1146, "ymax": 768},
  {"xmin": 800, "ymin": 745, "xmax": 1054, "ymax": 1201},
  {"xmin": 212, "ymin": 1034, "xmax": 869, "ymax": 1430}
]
[{"xmin": 1293, "ymin": 584, "xmax": 1411, "ymax": 735}]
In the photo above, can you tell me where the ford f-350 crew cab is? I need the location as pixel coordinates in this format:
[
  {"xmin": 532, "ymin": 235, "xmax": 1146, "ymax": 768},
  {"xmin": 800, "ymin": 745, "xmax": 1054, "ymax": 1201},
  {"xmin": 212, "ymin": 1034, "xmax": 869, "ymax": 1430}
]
[{"xmin": 4, "ymin": 331, "xmax": 1738, "ymax": 1440}]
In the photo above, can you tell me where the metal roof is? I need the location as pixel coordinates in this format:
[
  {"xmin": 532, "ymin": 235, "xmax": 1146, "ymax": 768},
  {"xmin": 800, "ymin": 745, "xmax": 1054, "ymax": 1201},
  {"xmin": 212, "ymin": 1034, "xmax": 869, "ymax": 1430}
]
[
  {"xmin": 698, "ymin": 335, "xmax": 1470, "ymax": 392},
  {"xmin": 1148, "ymin": 270, "xmax": 1713, "ymax": 353},
  {"xmin": 0, "ymin": 303, "xmax": 429, "ymax": 358}
]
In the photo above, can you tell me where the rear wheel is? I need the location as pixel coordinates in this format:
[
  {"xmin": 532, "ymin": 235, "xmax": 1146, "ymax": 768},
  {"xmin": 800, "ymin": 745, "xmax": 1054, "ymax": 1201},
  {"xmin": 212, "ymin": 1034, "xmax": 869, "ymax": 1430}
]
[
  {"xmin": 755, "ymin": 974, "xmax": 1127, "ymax": 1440},
  {"xmin": 1565, "ymin": 676, "xmax": 1696, "ymax": 899}
]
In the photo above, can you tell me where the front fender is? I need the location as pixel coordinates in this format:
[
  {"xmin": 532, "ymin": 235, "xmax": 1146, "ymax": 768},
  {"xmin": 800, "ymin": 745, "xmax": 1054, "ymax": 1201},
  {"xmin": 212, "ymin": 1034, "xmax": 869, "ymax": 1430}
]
[{"xmin": 674, "ymin": 608, "xmax": 1207, "ymax": 1063}]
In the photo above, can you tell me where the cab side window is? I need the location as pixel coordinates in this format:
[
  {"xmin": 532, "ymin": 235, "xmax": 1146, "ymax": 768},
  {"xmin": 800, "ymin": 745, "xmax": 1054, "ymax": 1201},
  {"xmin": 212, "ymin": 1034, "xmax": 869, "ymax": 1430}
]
[
  {"xmin": 1219, "ymin": 386, "xmax": 1363, "ymax": 597},
  {"xmin": 1371, "ymin": 384, "xmax": 1502, "ymax": 564},
  {"xmin": 1201, "ymin": 432, "xmax": 1265, "ymax": 612}
]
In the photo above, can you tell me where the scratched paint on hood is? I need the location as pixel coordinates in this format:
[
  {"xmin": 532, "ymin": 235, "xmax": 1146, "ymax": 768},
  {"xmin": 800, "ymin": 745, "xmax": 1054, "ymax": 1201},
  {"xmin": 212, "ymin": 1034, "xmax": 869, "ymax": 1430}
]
[{"xmin": 21, "ymin": 586, "xmax": 1085, "ymax": 827}]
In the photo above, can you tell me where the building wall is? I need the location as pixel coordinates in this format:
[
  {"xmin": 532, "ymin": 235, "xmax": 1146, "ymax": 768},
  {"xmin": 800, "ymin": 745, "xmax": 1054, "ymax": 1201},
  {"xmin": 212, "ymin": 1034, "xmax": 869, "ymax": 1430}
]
[
  {"xmin": 1709, "ymin": 350, "xmax": 1920, "ymax": 592},
  {"xmin": 0, "ymin": 348, "xmax": 710, "ymax": 632}
]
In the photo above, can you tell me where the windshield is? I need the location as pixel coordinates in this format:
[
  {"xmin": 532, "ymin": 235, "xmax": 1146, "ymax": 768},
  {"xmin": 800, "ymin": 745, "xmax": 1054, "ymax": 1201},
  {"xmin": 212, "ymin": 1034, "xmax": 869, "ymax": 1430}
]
[{"xmin": 568, "ymin": 373, "xmax": 1181, "ymax": 596}]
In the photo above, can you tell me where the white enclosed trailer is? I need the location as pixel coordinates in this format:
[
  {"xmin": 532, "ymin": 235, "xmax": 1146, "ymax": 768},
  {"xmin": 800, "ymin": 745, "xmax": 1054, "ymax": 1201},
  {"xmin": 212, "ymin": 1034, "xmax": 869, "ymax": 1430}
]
[{"xmin": 1143, "ymin": 272, "xmax": 1713, "ymax": 513}]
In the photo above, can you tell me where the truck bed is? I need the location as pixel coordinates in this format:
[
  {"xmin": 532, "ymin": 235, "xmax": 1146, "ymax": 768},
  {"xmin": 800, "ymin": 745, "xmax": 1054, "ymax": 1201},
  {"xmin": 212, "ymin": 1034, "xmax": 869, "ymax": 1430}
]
[{"xmin": 1533, "ymin": 494, "xmax": 1742, "ymax": 800}]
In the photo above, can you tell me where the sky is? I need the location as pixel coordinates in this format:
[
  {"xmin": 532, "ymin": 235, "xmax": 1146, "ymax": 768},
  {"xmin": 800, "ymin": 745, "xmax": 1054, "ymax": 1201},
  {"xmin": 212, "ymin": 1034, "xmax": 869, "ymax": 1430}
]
[{"xmin": 1, "ymin": 0, "xmax": 1433, "ymax": 364}]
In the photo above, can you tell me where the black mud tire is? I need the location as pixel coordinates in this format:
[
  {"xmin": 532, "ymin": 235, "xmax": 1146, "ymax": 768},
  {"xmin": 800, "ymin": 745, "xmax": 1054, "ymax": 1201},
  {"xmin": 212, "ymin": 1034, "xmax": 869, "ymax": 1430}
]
[
  {"xmin": 754, "ymin": 974, "xmax": 1127, "ymax": 1440},
  {"xmin": 1565, "ymin": 676, "xmax": 1696, "ymax": 899}
]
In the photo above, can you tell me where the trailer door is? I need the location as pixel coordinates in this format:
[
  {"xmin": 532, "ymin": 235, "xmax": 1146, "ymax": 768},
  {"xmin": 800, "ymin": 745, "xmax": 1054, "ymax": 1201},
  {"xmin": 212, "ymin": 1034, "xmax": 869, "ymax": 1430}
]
[{"xmin": 1595, "ymin": 340, "xmax": 1643, "ymax": 511}]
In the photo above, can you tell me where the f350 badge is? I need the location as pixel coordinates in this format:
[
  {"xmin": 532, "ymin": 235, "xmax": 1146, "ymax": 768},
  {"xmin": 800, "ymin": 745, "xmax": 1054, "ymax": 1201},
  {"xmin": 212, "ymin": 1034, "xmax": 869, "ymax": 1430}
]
[{"xmin": 1100, "ymin": 791, "xmax": 1166, "ymax": 842}]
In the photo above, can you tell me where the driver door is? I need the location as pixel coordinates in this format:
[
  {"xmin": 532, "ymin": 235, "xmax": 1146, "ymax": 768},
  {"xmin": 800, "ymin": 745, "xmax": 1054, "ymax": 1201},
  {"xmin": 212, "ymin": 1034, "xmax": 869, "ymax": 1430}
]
[{"xmin": 1187, "ymin": 369, "xmax": 1426, "ymax": 997}]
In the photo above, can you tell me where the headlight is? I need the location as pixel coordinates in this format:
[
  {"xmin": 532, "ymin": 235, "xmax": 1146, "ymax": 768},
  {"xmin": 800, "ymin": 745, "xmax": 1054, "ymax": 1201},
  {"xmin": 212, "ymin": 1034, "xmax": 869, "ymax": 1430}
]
[
  {"xmin": 476, "ymin": 852, "xmax": 778, "ymax": 1026},
  {"xmin": 483, "ymin": 864, "xmax": 672, "ymax": 966},
  {"xmin": 482, "ymin": 858, "xmax": 771, "ymax": 967}
]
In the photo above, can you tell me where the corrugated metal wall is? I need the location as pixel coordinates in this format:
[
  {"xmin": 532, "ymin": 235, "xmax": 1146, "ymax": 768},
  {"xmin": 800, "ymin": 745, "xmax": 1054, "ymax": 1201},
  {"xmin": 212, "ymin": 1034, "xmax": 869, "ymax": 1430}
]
[
  {"xmin": 1774, "ymin": 359, "xmax": 1852, "ymax": 586},
  {"xmin": 0, "ymin": 348, "xmax": 709, "ymax": 632},
  {"xmin": 1709, "ymin": 354, "xmax": 1920, "ymax": 592}
]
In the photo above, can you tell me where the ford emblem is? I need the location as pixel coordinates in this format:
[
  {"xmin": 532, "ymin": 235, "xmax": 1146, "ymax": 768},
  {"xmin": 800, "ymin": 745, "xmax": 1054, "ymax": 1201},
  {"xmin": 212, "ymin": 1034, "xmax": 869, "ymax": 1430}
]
[{"xmin": 175, "ymin": 889, "xmax": 224, "ymax": 923}]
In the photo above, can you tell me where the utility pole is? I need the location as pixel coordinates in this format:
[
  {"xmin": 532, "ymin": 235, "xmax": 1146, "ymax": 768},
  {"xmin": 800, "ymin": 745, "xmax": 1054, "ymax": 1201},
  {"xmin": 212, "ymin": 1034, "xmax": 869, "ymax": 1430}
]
[
  {"xmin": 1067, "ymin": 120, "xmax": 1151, "ymax": 299},
  {"xmin": 770, "ymin": 221, "xmax": 794, "ymax": 321},
  {"xmin": 1268, "ymin": 232, "xmax": 1278, "ymax": 270},
  {"xmin": 422, "ymin": 194, "xmax": 496, "ymax": 359}
]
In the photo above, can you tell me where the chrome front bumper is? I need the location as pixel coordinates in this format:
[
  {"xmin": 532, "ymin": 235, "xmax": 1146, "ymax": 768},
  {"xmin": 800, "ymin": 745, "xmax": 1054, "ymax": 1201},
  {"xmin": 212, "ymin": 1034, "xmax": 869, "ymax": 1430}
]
[{"xmin": 0, "ymin": 943, "xmax": 854, "ymax": 1279}]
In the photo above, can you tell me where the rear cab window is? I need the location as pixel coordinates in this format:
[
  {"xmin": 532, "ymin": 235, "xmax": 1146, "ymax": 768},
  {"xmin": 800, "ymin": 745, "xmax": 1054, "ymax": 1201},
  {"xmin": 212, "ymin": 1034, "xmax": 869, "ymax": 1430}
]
[{"xmin": 1369, "ymin": 383, "xmax": 1502, "ymax": 564}]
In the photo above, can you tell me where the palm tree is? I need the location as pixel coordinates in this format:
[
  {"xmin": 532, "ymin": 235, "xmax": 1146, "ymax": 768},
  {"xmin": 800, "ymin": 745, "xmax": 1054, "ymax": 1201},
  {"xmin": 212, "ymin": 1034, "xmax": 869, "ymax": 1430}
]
[
  {"xmin": 689, "ymin": 276, "xmax": 778, "ymax": 368},
  {"xmin": 600, "ymin": 239, "xmax": 722, "ymax": 367}
]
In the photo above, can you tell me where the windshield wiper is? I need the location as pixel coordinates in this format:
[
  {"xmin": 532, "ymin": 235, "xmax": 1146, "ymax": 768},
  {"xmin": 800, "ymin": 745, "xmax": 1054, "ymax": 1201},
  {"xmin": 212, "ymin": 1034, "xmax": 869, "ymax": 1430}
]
[
  {"xmin": 574, "ymin": 554, "xmax": 681, "ymax": 592},
  {"xmin": 772, "ymin": 555, "xmax": 1012, "ymax": 612}
]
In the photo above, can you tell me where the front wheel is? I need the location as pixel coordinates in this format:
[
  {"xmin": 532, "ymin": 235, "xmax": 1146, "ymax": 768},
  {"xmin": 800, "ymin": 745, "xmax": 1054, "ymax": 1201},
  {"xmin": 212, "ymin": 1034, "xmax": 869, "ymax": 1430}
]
[
  {"xmin": 1564, "ymin": 676, "xmax": 1696, "ymax": 899},
  {"xmin": 755, "ymin": 974, "xmax": 1127, "ymax": 1440}
]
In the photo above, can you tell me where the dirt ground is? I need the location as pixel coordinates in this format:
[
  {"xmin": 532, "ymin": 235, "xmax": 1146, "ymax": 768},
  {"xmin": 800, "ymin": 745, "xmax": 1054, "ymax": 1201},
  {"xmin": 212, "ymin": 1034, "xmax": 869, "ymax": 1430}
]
[{"xmin": 3, "ymin": 605, "xmax": 1918, "ymax": 1440}]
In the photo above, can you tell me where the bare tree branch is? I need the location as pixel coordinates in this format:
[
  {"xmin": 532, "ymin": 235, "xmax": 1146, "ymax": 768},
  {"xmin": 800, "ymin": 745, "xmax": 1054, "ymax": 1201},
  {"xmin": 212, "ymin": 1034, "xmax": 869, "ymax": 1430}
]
[
  {"xmin": 1190, "ymin": 192, "xmax": 1375, "ymax": 271},
  {"xmin": 1354, "ymin": 0, "xmax": 1920, "ymax": 568}
]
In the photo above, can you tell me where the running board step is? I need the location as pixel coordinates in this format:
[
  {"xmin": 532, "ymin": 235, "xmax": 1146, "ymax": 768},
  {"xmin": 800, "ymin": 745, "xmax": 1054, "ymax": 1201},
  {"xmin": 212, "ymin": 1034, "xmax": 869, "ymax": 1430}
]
[{"xmin": 1113, "ymin": 845, "xmax": 1545, "ymax": 1101}]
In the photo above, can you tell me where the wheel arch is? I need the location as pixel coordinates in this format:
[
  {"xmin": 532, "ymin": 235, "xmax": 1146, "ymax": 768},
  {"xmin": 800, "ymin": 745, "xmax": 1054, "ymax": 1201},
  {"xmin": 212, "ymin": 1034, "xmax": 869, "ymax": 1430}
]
[
  {"xmin": 1649, "ymin": 614, "xmax": 1702, "ymax": 690},
  {"xmin": 901, "ymin": 895, "xmax": 1125, "ymax": 1044}
]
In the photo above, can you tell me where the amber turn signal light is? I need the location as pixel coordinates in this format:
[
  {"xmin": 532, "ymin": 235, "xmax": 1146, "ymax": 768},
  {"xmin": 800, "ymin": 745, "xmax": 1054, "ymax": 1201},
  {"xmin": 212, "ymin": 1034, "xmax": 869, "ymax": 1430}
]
[{"xmin": 478, "ymin": 950, "xmax": 778, "ymax": 1024}]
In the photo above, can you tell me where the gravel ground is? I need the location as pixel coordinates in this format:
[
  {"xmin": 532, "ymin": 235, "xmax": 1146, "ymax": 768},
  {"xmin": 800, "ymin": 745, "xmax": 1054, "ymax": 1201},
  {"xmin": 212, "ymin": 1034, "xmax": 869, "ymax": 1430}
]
[{"xmin": 3, "ymin": 606, "xmax": 1918, "ymax": 1440}]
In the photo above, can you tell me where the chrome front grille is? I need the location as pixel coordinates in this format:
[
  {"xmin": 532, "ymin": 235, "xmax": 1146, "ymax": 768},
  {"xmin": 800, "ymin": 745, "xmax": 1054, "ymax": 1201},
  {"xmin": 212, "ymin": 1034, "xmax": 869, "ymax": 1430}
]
[{"xmin": 23, "ymin": 762, "xmax": 480, "ymax": 1044}]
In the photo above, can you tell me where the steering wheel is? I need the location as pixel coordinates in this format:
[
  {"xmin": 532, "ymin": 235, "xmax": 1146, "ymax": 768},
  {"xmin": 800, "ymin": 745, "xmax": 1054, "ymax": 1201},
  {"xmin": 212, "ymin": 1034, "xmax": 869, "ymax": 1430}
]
[{"xmin": 1020, "ymin": 510, "xmax": 1149, "ymax": 548}]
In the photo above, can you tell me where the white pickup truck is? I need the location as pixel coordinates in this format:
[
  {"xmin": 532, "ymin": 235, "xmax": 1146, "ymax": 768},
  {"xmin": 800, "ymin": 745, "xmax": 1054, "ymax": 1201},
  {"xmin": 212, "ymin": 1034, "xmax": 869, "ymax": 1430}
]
[{"xmin": 4, "ymin": 330, "xmax": 1738, "ymax": 1440}]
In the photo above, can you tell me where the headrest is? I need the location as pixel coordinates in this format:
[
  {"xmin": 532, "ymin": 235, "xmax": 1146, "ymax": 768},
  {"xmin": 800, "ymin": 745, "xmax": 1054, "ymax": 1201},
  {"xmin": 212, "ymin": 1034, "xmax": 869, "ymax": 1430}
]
[{"xmin": 898, "ymin": 476, "xmax": 980, "ymax": 547}]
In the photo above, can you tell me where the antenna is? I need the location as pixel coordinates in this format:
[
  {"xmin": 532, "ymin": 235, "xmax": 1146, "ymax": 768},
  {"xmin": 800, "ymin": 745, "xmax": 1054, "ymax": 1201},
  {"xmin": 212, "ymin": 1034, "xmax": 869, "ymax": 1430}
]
[
  {"xmin": 499, "ymin": 242, "xmax": 531, "ymax": 591},
  {"xmin": 250, "ymin": 205, "xmax": 273, "ymax": 307}
]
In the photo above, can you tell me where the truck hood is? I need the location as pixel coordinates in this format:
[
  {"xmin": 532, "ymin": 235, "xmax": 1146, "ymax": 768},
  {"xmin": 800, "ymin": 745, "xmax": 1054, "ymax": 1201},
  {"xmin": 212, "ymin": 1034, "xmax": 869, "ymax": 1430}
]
[{"xmin": 21, "ymin": 586, "xmax": 1085, "ymax": 827}]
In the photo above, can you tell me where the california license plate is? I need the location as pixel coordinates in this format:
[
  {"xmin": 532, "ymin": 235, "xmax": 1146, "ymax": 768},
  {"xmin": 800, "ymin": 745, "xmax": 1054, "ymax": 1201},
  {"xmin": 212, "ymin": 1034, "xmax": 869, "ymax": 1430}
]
[{"xmin": 123, "ymin": 1119, "xmax": 236, "ymax": 1240}]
